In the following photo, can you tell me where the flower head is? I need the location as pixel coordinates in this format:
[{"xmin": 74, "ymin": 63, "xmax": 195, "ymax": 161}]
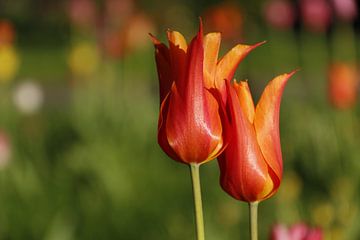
[
  {"xmin": 151, "ymin": 20, "xmax": 261, "ymax": 164},
  {"xmin": 270, "ymin": 223, "xmax": 323, "ymax": 240},
  {"xmin": 328, "ymin": 62, "xmax": 358, "ymax": 109},
  {"xmin": 218, "ymin": 71, "xmax": 296, "ymax": 202}
]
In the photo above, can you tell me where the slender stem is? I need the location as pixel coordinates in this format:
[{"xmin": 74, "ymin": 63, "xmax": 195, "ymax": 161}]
[
  {"xmin": 189, "ymin": 163, "xmax": 205, "ymax": 240},
  {"xmin": 249, "ymin": 201, "xmax": 259, "ymax": 240}
]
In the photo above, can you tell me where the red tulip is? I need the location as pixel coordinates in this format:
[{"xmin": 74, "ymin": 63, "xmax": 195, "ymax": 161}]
[
  {"xmin": 328, "ymin": 63, "xmax": 358, "ymax": 109},
  {"xmin": 218, "ymin": 71, "xmax": 296, "ymax": 202},
  {"xmin": 151, "ymin": 21, "xmax": 261, "ymax": 164},
  {"xmin": 270, "ymin": 223, "xmax": 323, "ymax": 240}
]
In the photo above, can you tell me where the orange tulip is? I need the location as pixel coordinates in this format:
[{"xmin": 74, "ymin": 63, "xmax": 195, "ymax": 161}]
[
  {"xmin": 218, "ymin": 71, "xmax": 296, "ymax": 202},
  {"xmin": 151, "ymin": 21, "xmax": 261, "ymax": 164},
  {"xmin": 328, "ymin": 63, "xmax": 358, "ymax": 109}
]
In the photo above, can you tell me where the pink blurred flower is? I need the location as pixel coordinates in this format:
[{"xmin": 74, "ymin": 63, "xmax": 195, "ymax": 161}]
[
  {"xmin": 270, "ymin": 223, "xmax": 323, "ymax": 240},
  {"xmin": 263, "ymin": 0, "xmax": 296, "ymax": 30},
  {"xmin": 68, "ymin": 0, "xmax": 97, "ymax": 29},
  {"xmin": 105, "ymin": 0, "xmax": 134, "ymax": 27},
  {"xmin": 300, "ymin": 0, "xmax": 332, "ymax": 33},
  {"xmin": 0, "ymin": 131, "xmax": 11, "ymax": 169},
  {"xmin": 332, "ymin": 0, "xmax": 357, "ymax": 22}
]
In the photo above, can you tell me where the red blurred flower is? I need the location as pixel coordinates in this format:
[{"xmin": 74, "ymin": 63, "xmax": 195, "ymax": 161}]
[
  {"xmin": 218, "ymin": 71, "xmax": 296, "ymax": 202},
  {"xmin": 68, "ymin": 0, "xmax": 97, "ymax": 29},
  {"xmin": 328, "ymin": 63, "xmax": 359, "ymax": 109},
  {"xmin": 151, "ymin": 21, "xmax": 260, "ymax": 164},
  {"xmin": 263, "ymin": 0, "xmax": 296, "ymax": 30},
  {"xmin": 203, "ymin": 3, "xmax": 243, "ymax": 42},
  {"xmin": 105, "ymin": 0, "xmax": 134, "ymax": 27},
  {"xmin": 300, "ymin": 0, "xmax": 332, "ymax": 33},
  {"xmin": 270, "ymin": 223, "xmax": 323, "ymax": 240},
  {"xmin": 0, "ymin": 20, "xmax": 15, "ymax": 46},
  {"xmin": 332, "ymin": 0, "xmax": 357, "ymax": 22},
  {"xmin": 0, "ymin": 131, "xmax": 11, "ymax": 169},
  {"xmin": 101, "ymin": 29, "xmax": 124, "ymax": 58}
]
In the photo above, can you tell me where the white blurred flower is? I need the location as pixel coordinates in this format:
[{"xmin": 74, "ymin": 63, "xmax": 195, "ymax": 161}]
[
  {"xmin": 0, "ymin": 131, "xmax": 11, "ymax": 169},
  {"xmin": 13, "ymin": 80, "xmax": 44, "ymax": 114}
]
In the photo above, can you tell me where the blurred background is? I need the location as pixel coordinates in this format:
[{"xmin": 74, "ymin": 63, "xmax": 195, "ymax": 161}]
[{"xmin": 0, "ymin": 0, "xmax": 360, "ymax": 239}]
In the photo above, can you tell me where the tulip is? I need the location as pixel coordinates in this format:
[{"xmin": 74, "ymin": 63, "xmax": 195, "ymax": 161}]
[
  {"xmin": 0, "ymin": 131, "xmax": 11, "ymax": 169},
  {"xmin": 203, "ymin": 3, "xmax": 243, "ymax": 43},
  {"xmin": 151, "ymin": 21, "xmax": 261, "ymax": 165},
  {"xmin": 219, "ymin": 71, "xmax": 295, "ymax": 202},
  {"xmin": 270, "ymin": 223, "xmax": 323, "ymax": 240},
  {"xmin": 0, "ymin": 20, "xmax": 15, "ymax": 46},
  {"xmin": 218, "ymin": 71, "xmax": 296, "ymax": 240},
  {"xmin": 151, "ymin": 20, "xmax": 261, "ymax": 240},
  {"xmin": 332, "ymin": 0, "xmax": 357, "ymax": 22},
  {"xmin": 263, "ymin": 0, "xmax": 296, "ymax": 30},
  {"xmin": 300, "ymin": 0, "xmax": 332, "ymax": 33},
  {"xmin": 328, "ymin": 63, "xmax": 358, "ymax": 109}
]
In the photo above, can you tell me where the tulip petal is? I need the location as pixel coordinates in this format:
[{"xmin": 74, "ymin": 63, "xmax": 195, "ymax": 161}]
[
  {"xmin": 149, "ymin": 33, "xmax": 172, "ymax": 104},
  {"xmin": 203, "ymin": 32, "xmax": 221, "ymax": 89},
  {"xmin": 219, "ymin": 80, "xmax": 269, "ymax": 202},
  {"xmin": 167, "ymin": 30, "xmax": 188, "ymax": 94},
  {"xmin": 157, "ymin": 91, "xmax": 181, "ymax": 162},
  {"xmin": 254, "ymin": 71, "xmax": 296, "ymax": 185},
  {"xmin": 165, "ymin": 23, "xmax": 223, "ymax": 163},
  {"xmin": 215, "ymin": 41, "xmax": 265, "ymax": 99},
  {"xmin": 233, "ymin": 80, "xmax": 255, "ymax": 123}
]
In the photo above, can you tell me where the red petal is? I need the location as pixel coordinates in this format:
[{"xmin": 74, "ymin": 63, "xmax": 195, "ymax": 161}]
[
  {"xmin": 218, "ymin": 80, "xmax": 269, "ymax": 202},
  {"xmin": 254, "ymin": 70, "xmax": 297, "ymax": 185},
  {"xmin": 150, "ymin": 33, "xmax": 172, "ymax": 104},
  {"xmin": 167, "ymin": 30, "xmax": 188, "ymax": 95},
  {"xmin": 157, "ymin": 92, "xmax": 181, "ymax": 162},
  {"xmin": 165, "ymin": 23, "xmax": 223, "ymax": 164}
]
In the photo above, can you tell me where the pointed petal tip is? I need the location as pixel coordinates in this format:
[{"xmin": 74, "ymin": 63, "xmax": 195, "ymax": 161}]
[
  {"xmin": 287, "ymin": 68, "xmax": 300, "ymax": 78},
  {"xmin": 149, "ymin": 33, "xmax": 161, "ymax": 45},
  {"xmin": 252, "ymin": 40, "xmax": 267, "ymax": 48}
]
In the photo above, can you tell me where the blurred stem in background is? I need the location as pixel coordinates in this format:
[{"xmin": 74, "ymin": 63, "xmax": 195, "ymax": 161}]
[
  {"xmin": 190, "ymin": 163, "xmax": 205, "ymax": 240},
  {"xmin": 249, "ymin": 201, "xmax": 259, "ymax": 240}
]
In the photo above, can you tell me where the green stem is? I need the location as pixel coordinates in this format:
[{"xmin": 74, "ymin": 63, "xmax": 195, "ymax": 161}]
[
  {"xmin": 249, "ymin": 201, "xmax": 259, "ymax": 240},
  {"xmin": 190, "ymin": 163, "xmax": 205, "ymax": 240}
]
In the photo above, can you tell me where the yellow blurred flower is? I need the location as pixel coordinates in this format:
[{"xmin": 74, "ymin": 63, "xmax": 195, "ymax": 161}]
[
  {"xmin": 0, "ymin": 45, "xmax": 19, "ymax": 83},
  {"xmin": 68, "ymin": 42, "xmax": 99, "ymax": 77},
  {"xmin": 312, "ymin": 202, "xmax": 334, "ymax": 228}
]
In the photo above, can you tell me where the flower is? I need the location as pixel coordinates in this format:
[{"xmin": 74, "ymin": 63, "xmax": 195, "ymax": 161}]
[
  {"xmin": 151, "ymin": 20, "xmax": 261, "ymax": 164},
  {"xmin": 263, "ymin": 0, "xmax": 296, "ymax": 30},
  {"xmin": 68, "ymin": 42, "xmax": 99, "ymax": 77},
  {"xmin": 270, "ymin": 223, "xmax": 323, "ymax": 240},
  {"xmin": 300, "ymin": 0, "xmax": 332, "ymax": 33},
  {"xmin": 13, "ymin": 79, "xmax": 44, "ymax": 115},
  {"xmin": 0, "ymin": 20, "xmax": 15, "ymax": 46},
  {"xmin": 332, "ymin": 0, "xmax": 357, "ymax": 22},
  {"xmin": 328, "ymin": 63, "xmax": 358, "ymax": 109},
  {"xmin": 203, "ymin": 3, "xmax": 243, "ymax": 42},
  {"xmin": 0, "ymin": 131, "xmax": 11, "ymax": 169},
  {"xmin": 0, "ymin": 44, "xmax": 19, "ymax": 83},
  {"xmin": 218, "ymin": 71, "xmax": 296, "ymax": 202},
  {"xmin": 68, "ymin": 0, "xmax": 97, "ymax": 29}
]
